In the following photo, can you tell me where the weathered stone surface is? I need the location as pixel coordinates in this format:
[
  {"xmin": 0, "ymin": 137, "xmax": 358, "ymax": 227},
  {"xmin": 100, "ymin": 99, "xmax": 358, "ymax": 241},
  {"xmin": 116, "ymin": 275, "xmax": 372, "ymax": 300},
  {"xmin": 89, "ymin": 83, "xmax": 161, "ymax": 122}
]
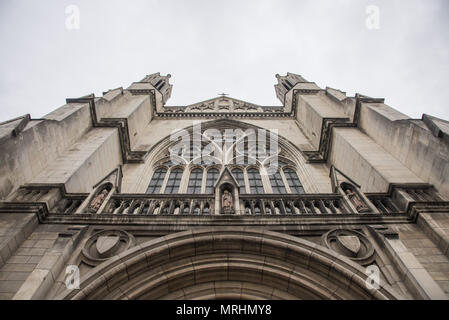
[
  {"xmin": 96, "ymin": 236, "xmax": 119, "ymax": 256},
  {"xmin": 1, "ymin": 72, "xmax": 449, "ymax": 300}
]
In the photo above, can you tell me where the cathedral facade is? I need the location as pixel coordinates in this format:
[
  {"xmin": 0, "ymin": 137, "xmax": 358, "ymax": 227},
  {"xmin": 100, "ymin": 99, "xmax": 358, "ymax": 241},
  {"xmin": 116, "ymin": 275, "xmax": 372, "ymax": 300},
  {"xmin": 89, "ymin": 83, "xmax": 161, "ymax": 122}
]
[{"xmin": 0, "ymin": 72, "xmax": 449, "ymax": 300}]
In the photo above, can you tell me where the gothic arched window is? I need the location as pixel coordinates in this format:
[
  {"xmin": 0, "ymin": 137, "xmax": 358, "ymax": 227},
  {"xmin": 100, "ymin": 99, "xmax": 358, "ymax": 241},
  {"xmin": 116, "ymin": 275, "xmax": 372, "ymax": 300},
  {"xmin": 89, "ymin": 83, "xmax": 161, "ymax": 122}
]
[
  {"xmin": 232, "ymin": 168, "xmax": 246, "ymax": 194},
  {"xmin": 205, "ymin": 168, "xmax": 219, "ymax": 194},
  {"xmin": 284, "ymin": 168, "xmax": 305, "ymax": 194},
  {"xmin": 187, "ymin": 168, "xmax": 203, "ymax": 194},
  {"xmin": 269, "ymin": 171, "xmax": 286, "ymax": 194},
  {"xmin": 146, "ymin": 168, "xmax": 167, "ymax": 194},
  {"xmin": 164, "ymin": 168, "xmax": 183, "ymax": 194},
  {"xmin": 149, "ymin": 125, "xmax": 311, "ymax": 196},
  {"xmin": 247, "ymin": 168, "xmax": 264, "ymax": 194}
]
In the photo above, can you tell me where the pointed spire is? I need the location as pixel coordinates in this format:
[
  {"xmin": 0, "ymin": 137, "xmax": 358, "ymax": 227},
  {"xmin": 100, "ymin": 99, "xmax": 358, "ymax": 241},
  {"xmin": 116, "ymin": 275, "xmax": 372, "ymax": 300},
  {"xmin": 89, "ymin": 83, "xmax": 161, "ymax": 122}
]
[
  {"xmin": 127, "ymin": 72, "xmax": 173, "ymax": 112},
  {"xmin": 140, "ymin": 72, "xmax": 173, "ymax": 104}
]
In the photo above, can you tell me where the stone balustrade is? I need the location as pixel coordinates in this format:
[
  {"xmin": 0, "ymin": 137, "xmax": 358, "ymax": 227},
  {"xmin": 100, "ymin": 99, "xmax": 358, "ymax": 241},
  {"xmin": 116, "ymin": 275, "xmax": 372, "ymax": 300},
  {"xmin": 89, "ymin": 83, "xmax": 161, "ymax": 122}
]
[
  {"xmin": 6, "ymin": 184, "xmax": 447, "ymax": 217},
  {"xmin": 103, "ymin": 195, "xmax": 214, "ymax": 215},
  {"xmin": 240, "ymin": 195, "xmax": 349, "ymax": 215}
]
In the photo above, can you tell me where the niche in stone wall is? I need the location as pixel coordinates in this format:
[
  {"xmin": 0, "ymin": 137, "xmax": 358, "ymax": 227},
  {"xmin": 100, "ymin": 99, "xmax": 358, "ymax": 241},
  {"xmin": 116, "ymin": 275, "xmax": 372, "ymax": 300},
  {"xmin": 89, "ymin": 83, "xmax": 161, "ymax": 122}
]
[
  {"xmin": 87, "ymin": 183, "xmax": 113, "ymax": 214},
  {"xmin": 219, "ymin": 183, "xmax": 235, "ymax": 214}
]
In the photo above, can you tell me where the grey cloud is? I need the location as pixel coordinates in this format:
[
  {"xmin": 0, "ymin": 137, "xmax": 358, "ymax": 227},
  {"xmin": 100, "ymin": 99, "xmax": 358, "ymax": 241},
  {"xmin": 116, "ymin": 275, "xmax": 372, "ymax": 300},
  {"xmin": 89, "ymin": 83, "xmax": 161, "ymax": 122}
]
[{"xmin": 0, "ymin": 0, "xmax": 448, "ymax": 121}]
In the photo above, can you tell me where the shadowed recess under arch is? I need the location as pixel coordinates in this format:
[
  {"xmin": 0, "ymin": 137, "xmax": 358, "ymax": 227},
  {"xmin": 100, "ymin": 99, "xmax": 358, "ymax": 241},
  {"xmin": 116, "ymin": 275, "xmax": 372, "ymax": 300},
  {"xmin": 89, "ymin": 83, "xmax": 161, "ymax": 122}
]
[{"xmin": 57, "ymin": 228, "xmax": 402, "ymax": 300}]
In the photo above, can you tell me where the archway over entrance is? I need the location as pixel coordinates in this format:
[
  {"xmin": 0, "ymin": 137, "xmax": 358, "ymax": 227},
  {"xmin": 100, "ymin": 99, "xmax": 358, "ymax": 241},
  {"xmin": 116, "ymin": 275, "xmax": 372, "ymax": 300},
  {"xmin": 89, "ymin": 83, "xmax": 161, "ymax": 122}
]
[{"xmin": 58, "ymin": 228, "xmax": 401, "ymax": 300}]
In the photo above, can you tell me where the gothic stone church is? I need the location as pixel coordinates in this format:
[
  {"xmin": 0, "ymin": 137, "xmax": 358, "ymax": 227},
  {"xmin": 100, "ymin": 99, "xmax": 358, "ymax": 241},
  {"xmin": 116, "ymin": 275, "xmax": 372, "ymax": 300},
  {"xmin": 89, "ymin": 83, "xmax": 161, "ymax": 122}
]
[{"xmin": 1, "ymin": 72, "xmax": 449, "ymax": 300}]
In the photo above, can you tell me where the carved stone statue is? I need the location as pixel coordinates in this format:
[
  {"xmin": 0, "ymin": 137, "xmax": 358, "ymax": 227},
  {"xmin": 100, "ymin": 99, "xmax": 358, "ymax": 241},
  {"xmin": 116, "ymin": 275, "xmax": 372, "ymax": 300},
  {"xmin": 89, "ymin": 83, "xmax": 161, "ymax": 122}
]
[
  {"xmin": 344, "ymin": 187, "xmax": 369, "ymax": 213},
  {"xmin": 88, "ymin": 189, "xmax": 109, "ymax": 213},
  {"xmin": 222, "ymin": 190, "xmax": 234, "ymax": 213}
]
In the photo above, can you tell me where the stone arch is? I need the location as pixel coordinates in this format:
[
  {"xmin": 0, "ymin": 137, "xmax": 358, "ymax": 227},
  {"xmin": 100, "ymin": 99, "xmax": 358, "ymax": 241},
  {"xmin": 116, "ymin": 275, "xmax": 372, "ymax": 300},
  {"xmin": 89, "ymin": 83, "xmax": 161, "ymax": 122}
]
[
  {"xmin": 57, "ymin": 228, "xmax": 401, "ymax": 300},
  {"xmin": 123, "ymin": 119, "xmax": 320, "ymax": 193}
]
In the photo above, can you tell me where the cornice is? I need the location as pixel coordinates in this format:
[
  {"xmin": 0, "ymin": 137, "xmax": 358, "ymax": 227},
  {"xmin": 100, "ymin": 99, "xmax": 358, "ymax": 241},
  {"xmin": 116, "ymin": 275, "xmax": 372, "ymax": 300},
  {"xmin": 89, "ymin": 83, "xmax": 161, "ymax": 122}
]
[
  {"xmin": 17, "ymin": 208, "xmax": 412, "ymax": 227},
  {"xmin": 153, "ymin": 112, "xmax": 294, "ymax": 119}
]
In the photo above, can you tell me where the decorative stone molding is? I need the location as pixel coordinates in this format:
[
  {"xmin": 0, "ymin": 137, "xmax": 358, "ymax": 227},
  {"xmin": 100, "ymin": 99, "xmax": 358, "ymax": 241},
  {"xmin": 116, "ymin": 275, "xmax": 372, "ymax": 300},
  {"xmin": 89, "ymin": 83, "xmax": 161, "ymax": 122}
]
[
  {"xmin": 183, "ymin": 97, "xmax": 265, "ymax": 113},
  {"xmin": 57, "ymin": 228, "xmax": 401, "ymax": 300},
  {"xmin": 82, "ymin": 229, "xmax": 136, "ymax": 266},
  {"xmin": 322, "ymin": 228, "xmax": 375, "ymax": 265}
]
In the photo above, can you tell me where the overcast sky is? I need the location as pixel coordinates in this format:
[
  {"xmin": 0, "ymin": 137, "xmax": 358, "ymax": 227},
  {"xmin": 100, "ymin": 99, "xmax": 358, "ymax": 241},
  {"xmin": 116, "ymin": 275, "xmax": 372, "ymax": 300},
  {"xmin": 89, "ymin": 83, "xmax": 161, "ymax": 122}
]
[{"xmin": 0, "ymin": 0, "xmax": 448, "ymax": 122}]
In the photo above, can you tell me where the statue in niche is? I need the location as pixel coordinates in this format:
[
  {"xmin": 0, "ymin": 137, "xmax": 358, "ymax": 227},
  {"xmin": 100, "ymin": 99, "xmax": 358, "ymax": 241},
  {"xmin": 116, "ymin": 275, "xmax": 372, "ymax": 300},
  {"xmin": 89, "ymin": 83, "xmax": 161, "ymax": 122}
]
[
  {"xmin": 343, "ymin": 185, "xmax": 369, "ymax": 213},
  {"xmin": 222, "ymin": 190, "xmax": 234, "ymax": 213},
  {"xmin": 88, "ymin": 189, "xmax": 109, "ymax": 213}
]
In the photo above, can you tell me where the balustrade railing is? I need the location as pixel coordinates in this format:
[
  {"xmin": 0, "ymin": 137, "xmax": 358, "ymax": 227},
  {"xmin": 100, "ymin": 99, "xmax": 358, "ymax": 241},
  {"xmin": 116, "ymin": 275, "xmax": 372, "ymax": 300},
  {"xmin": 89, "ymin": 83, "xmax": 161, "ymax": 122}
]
[
  {"xmin": 367, "ymin": 197, "xmax": 400, "ymax": 214},
  {"xmin": 13, "ymin": 188, "xmax": 50, "ymax": 202},
  {"xmin": 240, "ymin": 195, "xmax": 349, "ymax": 215},
  {"xmin": 103, "ymin": 195, "xmax": 215, "ymax": 215},
  {"xmin": 9, "ymin": 185, "xmax": 445, "ymax": 217},
  {"xmin": 367, "ymin": 186, "xmax": 444, "ymax": 214},
  {"xmin": 404, "ymin": 188, "xmax": 443, "ymax": 202},
  {"xmin": 99, "ymin": 194, "xmax": 350, "ymax": 216}
]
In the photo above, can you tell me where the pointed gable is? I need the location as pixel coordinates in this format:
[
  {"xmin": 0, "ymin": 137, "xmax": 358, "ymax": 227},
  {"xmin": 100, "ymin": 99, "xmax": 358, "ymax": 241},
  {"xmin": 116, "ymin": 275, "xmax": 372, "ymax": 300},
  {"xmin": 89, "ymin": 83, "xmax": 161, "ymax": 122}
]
[
  {"xmin": 92, "ymin": 166, "xmax": 123, "ymax": 193},
  {"xmin": 183, "ymin": 96, "xmax": 265, "ymax": 113},
  {"xmin": 214, "ymin": 167, "xmax": 240, "ymax": 189},
  {"xmin": 329, "ymin": 165, "xmax": 361, "ymax": 193}
]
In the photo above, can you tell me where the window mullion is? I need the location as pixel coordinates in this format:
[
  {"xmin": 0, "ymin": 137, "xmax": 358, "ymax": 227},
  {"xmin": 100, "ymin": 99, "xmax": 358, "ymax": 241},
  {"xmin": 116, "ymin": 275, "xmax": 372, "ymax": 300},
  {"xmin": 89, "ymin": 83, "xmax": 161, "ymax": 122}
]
[
  {"xmin": 201, "ymin": 168, "xmax": 206, "ymax": 194},
  {"xmin": 160, "ymin": 168, "xmax": 171, "ymax": 194},
  {"xmin": 280, "ymin": 169, "xmax": 292, "ymax": 194},
  {"xmin": 243, "ymin": 169, "xmax": 251, "ymax": 194},
  {"xmin": 259, "ymin": 167, "xmax": 270, "ymax": 194}
]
